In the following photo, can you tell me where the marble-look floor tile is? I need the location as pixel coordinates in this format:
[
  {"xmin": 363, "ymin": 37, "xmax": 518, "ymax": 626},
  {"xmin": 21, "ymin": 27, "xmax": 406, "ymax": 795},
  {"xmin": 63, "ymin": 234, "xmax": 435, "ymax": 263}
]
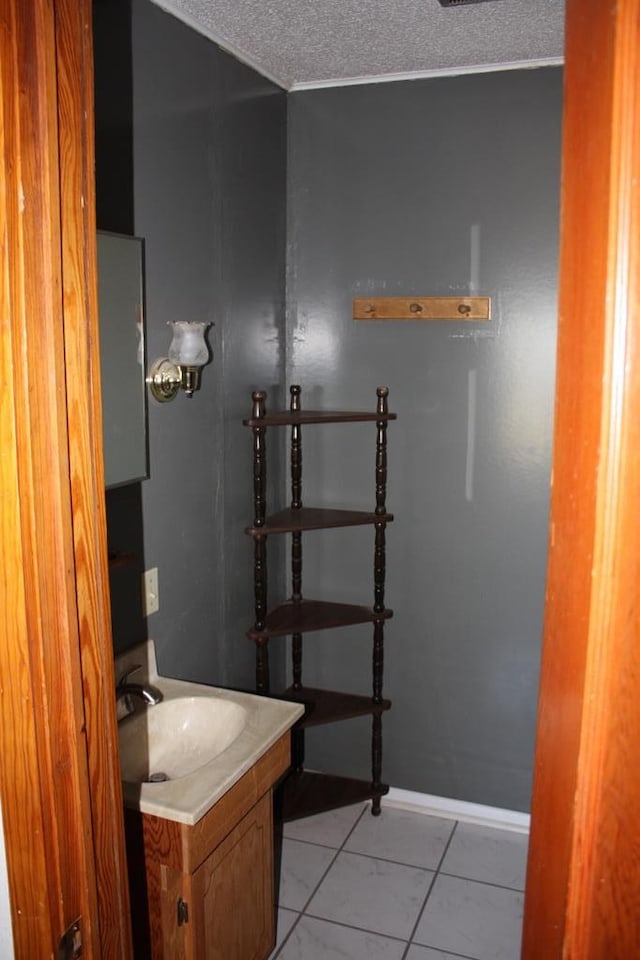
[
  {"xmin": 283, "ymin": 803, "xmax": 366, "ymax": 848},
  {"xmin": 306, "ymin": 850, "xmax": 434, "ymax": 940},
  {"xmin": 278, "ymin": 839, "xmax": 336, "ymax": 911},
  {"xmin": 440, "ymin": 823, "xmax": 529, "ymax": 891},
  {"xmin": 276, "ymin": 915, "xmax": 407, "ymax": 960},
  {"xmin": 413, "ymin": 874, "xmax": 524, "ymax": 960},
  {"xmin": 345, "ymin": 807, "xmax": 455, "ymax": 869},
  {"xmin": 406, "ymin": 946, "xmax": 474, "ymax": 960},
  {"xmin": 267, "ymin": 908, "xmax": 299, "ymax": 959}
]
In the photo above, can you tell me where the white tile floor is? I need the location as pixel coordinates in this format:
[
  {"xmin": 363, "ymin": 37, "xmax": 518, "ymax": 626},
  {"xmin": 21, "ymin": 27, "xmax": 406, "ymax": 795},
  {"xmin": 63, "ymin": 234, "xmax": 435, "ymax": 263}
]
[{"xmin": 270, "ymin": 803, "xmax": 528, "ymax": 960}]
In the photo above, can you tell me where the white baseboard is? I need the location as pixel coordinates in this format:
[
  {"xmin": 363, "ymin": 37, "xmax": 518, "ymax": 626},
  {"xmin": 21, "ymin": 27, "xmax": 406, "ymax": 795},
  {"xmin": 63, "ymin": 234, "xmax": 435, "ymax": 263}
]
[{"xmin": 384, "ymin": 787, "xmax": 530, "ymax": 835}]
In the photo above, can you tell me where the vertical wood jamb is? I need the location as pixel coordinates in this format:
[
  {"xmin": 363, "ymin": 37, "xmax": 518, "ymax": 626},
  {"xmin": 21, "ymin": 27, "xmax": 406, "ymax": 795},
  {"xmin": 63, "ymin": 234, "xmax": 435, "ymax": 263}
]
[
  {"xmin": 55, "ymin": 0, "xmax": 134, "ymax": 955},
  {"xmin": 523, "ymin": 0, "xmax": 640, "ymax": 956},
  {"xmin": 563, "ymin": 0, "xmax": 640, "ymax": 954},
  {"xmin": 0, "ymin": 4, "xmax": 57, "ymax": 952},
  {"xmin": 0, "ymin": 11, "xmax": 55, "ymax": 944},
  {"xmin": 0, "ymin": 0, "xmax": 103, "ymax": 954}
]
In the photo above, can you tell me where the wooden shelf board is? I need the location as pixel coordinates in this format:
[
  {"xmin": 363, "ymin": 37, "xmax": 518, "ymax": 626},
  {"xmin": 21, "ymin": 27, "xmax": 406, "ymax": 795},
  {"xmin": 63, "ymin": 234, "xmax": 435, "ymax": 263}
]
[
  {"xmin": 248, "ymin": 599, "xmax": 393, "ymax": 640},
  {"xmin": 246, "ymin": 506, "xmax": 394, "ymax": 536},
  {"xmin": 280, "ymin": 686, "xmax": 391, "ymax": 727},
  {"xmin": 279, "ymin": 770, "xmax": 389, "ymax": 822},
  {"xmin": 244, "ymin": 410, "xmax": 396, "ymax": 427}
]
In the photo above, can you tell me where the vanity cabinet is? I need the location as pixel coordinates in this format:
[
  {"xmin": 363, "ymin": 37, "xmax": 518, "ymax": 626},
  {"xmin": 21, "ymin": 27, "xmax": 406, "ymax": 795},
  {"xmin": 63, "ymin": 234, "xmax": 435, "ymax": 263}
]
[
  {"xmin": 244, "ymin": 385, "xmax": 395, "ymax": 820},
  {"xmin": 189, "ymin": 791, "xmax": 273, "ymax": 960},
  {"xmin": 125, "ymin": 733, "xmax": 289, "ymax": 959}
]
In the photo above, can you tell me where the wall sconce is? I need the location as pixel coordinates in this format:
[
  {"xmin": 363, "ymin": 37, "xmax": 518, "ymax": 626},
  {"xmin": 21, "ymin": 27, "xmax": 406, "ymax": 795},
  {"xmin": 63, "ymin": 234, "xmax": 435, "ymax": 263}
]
[{"xmin": 146, "ymin": 321, "xmax": 210, "ymax": 402}]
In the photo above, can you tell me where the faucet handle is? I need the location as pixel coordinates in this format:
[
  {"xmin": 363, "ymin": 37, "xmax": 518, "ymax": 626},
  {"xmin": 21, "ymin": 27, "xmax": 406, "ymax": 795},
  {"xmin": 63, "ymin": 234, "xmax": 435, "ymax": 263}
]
[{"xmin": 116, "ymin": 663, "xmax": 142, "ymax": 688}]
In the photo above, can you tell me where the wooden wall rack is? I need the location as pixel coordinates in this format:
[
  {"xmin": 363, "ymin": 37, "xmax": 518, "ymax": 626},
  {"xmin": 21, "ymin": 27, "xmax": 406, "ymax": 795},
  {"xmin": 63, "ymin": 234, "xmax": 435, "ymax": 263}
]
[{"xmin": 353, "ymin": 296, "xmax": 491, "ymax": 321}]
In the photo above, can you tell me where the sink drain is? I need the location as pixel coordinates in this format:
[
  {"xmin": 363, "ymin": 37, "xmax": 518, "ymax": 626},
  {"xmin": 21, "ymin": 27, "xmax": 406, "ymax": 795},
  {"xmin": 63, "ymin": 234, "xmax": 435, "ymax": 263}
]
[{"xmin": 147, "ymin": 771, "xmax": 170, "ymax": 783}]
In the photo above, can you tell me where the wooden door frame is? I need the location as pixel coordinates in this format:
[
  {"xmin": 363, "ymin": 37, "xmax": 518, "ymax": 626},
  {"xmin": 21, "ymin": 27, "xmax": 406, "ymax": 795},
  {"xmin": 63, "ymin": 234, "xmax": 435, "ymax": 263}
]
[
  {"xmin": 523, "ymin": 0, "xmax": 640, "ymax": 956},
  {"xmin": 0, "ymin": 0, "xmax": 132, "ymax": 956},
  {"xmin": 1, "ymin": 0, "xmax": 638, "ymax": 957}
]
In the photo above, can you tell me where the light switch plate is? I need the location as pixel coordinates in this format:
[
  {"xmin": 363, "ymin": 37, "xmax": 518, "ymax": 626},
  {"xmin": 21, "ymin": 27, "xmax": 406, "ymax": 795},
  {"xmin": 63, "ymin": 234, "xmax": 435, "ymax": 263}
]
[{"xmin": 143, "ymin": 567, "xmax": 159, "ymax": 617}]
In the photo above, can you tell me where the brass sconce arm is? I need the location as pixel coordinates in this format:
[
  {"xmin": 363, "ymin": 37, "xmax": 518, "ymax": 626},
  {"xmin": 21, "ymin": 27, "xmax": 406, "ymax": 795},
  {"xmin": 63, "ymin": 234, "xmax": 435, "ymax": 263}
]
[{"xmin": 146, "ymin": 321, "xmax": 210, "ymax": 402}]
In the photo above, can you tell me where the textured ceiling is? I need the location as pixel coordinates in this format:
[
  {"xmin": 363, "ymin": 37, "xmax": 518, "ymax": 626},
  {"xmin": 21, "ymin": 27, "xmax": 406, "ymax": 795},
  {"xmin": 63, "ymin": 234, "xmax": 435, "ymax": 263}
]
[{"xmin": 150, "ymin": 0, "xmax": 565, "ymax": 90}]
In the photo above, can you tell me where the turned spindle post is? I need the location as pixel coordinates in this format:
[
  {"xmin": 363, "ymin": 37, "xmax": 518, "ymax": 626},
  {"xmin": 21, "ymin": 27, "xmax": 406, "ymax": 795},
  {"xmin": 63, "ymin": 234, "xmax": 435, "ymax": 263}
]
[
  {"xmin": 290, "ymin": 385, "xmax": 304, "ymax": 691},
  {"xmin": 371, "ymin": 386, "xmax": 390, "ymax": 814},
  {"xmin": 251, "ymin": 391, "xmax": 270, "ymax": 693}
]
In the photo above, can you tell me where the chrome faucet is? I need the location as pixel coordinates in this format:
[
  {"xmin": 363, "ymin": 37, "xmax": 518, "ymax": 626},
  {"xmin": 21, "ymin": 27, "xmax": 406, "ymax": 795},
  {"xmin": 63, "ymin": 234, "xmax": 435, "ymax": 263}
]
[{"xmin": 116, "ymin": 664, "xmax": 163, "ymax": 717}]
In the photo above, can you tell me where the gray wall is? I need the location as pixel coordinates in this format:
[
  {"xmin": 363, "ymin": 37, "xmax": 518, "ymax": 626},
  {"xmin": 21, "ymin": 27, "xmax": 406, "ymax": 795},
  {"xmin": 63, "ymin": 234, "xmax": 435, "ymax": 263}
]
[
  {"xmin": 98, "ymin": 6, "xmax": 561, "ymax": 812},
  {"xmin": 100, "ymin": 0, "xmax": 287, "ymax": 690},
  {"xmin": 286, "ymin": 69, "xmax": 562, "ymax": 811}
]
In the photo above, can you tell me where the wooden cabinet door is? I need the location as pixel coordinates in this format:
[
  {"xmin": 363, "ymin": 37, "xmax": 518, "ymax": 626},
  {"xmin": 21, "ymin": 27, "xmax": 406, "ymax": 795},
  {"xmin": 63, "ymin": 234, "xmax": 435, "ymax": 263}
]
[{"xmin": 191, "ymin": 792, "xmax": 275, "ymax": 960}]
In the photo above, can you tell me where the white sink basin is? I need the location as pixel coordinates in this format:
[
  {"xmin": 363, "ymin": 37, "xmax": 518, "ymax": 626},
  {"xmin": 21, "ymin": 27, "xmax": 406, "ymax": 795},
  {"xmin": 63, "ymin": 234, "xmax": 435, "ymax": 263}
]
[
  {"xmin": 118, "ymin": 696, "xmax": 247, "ymax": 783},
  {"xmin": 115, "ymin": 641, "xmax": 304, "ymax": 825}
]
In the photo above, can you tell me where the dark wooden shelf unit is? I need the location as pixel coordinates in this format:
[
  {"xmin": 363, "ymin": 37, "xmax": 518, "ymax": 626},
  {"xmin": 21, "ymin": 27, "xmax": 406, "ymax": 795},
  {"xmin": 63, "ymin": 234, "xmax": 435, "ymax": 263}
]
[
  {"xmin": 280, "ymin": 687, "xmax": 392, "ymax": 727},
  {"xmin": 247, "ymin": 598, "xmax": 392, "ymax": 641},
  {"xmin": 244, "ymin": 384, "xmax": 395, "ymax": 819},
  {"xmin": 244, "ymin": 408, "xmax": 396, "ymax": 428},
  {"xmin": 281, "ymin": 771, "xmax": 390, "ymax": 822},
  {"xmin": 246, "ymin": 506, "xmax": 393, "ymax": 536}
]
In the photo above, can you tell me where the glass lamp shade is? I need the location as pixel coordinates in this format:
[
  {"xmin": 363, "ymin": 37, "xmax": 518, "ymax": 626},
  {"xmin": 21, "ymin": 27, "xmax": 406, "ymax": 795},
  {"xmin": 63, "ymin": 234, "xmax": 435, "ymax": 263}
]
[{"xmin": 167, "ymin": 321, "xmax": 209, "ymax": 367}]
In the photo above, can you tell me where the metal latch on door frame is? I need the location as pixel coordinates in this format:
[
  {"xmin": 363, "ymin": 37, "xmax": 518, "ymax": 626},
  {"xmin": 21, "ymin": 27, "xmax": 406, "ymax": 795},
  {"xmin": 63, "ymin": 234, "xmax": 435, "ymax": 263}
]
[
  {"xmin": 177, "ymin": 897, "xmax": 189, "ymax": 926},
  {"xmin": 58, "ymin": 917, "xmax": 82, "ymax": 958}
]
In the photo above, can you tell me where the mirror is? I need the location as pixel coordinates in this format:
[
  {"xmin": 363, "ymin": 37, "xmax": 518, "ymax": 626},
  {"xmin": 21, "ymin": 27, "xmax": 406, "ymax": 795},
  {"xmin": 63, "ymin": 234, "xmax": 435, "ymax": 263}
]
[{"xmin": 97, "ymin": 231, "xmax": 148, "ymax": 488}]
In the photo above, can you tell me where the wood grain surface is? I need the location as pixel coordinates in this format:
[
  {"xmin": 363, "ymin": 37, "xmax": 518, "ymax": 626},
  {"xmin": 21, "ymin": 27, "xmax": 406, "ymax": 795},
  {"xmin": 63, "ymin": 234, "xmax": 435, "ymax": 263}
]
[
  {"xmin": 523, "ymin": 0, "xmax": 640, "ymax": 956},
  {"xmin": 0, "ymin": 1, "xmax": 132, "ymax": 955}
]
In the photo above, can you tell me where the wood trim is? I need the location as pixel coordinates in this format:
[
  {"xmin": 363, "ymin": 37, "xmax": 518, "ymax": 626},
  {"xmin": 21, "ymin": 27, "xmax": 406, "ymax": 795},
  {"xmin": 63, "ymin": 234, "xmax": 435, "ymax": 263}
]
[
  {"xmin": 564, "ymin": 0, "xmax": 640, "ymax": 951},
  {"xmin": 0, "ymin": 0, "xmax": 101, "ymax": 954},
  {"xmin": 0, "ymin": 37, "xmax": 55, "ymax": 954},
  {"xmin": 0, "ymin": 0, "xmax": 133, "ymax": 955},
  {"xmin": 55, "ymin": 1, "xmax": 133, "ymax": 956},
  {"xmin": 522, "ymin": 0, "xmax": 640, "ymax": 956}
]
